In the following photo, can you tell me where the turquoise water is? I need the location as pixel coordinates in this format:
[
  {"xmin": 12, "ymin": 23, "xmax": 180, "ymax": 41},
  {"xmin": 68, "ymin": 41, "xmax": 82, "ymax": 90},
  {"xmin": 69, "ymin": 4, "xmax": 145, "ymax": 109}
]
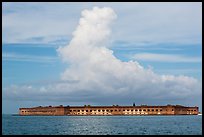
[{"xmin": 2, "ymin": 114, "xmax": 202, "ymax": 135}]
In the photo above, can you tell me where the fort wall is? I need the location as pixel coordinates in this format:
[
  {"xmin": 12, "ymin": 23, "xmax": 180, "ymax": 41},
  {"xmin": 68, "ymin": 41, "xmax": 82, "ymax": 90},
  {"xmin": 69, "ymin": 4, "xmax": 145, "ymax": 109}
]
[
  {"xmin": 19, "ymin": 105, "xmax": 65, "ymax": 116},
  {"xmin": 19, "ymin": 105, "xmax": 199, "ymax": 116}
]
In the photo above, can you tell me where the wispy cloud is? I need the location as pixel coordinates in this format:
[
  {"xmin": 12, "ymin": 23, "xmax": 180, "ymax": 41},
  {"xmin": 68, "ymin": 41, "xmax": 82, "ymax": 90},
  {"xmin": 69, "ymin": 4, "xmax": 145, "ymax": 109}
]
[
  {"xmin": 3, "ymin": 43, "xmax": 61, "ymax": 48},
  {"xmin": 132, "ymin": 53, "xmax": 201, "ymax": 63},
  {"xmin": 111, "ymin": 41, "xmax": 183, "ymax": 51},
  {"xmin": 2, "ymin": 52, "xmax": 58, "ymax": 63}
]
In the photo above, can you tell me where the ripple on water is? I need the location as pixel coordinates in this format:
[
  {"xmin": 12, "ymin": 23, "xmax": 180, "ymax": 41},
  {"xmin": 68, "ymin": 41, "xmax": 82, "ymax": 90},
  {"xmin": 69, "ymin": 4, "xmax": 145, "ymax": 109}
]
[{"xmin": 2, "ymin": 115, "xmax": 202, "ymax": 135}]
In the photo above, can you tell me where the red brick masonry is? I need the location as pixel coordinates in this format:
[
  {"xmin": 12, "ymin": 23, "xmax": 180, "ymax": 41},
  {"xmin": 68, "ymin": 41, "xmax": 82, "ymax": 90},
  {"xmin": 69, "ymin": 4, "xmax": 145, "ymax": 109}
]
[{"xmin": 19, "ymin": 104, "xmax": 198, "ymax": 116}]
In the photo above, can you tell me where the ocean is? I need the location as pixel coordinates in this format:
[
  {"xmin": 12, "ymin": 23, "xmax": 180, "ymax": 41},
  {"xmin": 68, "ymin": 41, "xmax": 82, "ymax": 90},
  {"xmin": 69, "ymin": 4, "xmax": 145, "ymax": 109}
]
[{"xmin": 2, "ymin": 114, "xmax": 202, "ymax": 135}]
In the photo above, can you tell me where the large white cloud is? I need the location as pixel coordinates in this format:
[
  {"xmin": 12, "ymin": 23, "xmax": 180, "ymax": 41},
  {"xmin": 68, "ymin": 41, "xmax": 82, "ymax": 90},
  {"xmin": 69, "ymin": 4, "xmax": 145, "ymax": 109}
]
[
  {"xmin": 56, "ymin": 7, "xmax": 201, "ymax": 102},
  {"xmin": 4, "ymin": 7, "xmax": 201, "ymax": 106}
]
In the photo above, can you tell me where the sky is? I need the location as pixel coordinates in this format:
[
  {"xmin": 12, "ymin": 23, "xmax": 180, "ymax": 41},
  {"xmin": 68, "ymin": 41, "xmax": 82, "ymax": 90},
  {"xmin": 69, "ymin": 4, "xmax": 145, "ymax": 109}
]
[{"xmin": 2, "ymin": 2, "xmax": 202, "ymax": 114}]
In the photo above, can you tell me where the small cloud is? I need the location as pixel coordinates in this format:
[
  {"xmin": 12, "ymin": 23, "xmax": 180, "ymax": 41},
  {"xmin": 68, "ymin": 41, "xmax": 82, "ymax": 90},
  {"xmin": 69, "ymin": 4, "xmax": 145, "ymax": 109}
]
[
  {"xmin": 132, "ymin": 53, "xmax": 201, "ymax": 63},
  {"xmin": 2, "ymin": 52, "xmax": 58, "ymax": 63}
]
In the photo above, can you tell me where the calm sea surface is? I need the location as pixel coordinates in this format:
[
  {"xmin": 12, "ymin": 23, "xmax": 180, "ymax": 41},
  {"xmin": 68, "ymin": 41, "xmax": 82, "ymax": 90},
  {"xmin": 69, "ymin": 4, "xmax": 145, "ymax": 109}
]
[{"xmin": 2, "ymin": 114, "xmax": 202, "ymax": 135}]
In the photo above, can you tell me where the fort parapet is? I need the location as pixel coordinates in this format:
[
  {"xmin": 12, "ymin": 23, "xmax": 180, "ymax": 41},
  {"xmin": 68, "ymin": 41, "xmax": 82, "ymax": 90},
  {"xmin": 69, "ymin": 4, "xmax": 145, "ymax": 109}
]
[{"xmin": 19, "ymin": 104, "xmax": 199, "ymax": 116}]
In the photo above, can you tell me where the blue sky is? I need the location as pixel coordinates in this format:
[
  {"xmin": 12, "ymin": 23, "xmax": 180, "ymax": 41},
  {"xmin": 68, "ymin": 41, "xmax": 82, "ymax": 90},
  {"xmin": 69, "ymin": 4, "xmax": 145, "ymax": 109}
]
[{"xmin": 2, "ymin": 2, "xmax": 202, "ymax": 114}]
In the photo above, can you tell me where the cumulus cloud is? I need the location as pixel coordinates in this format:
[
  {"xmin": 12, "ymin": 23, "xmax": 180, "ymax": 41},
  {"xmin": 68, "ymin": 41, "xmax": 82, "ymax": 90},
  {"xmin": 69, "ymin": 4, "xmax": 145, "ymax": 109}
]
[
  {"xmin": 56, "ymin": 6, "xmax": 201, "ymax": 103},
  {"xmin": 4, "ymin": 7, "xmax": 201, "ymax": 106}
]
